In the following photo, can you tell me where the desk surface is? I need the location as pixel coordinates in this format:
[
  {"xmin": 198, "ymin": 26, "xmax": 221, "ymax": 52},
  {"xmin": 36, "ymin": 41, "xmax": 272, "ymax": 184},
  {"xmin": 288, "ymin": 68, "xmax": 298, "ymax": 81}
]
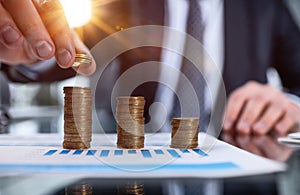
[{"xmin": 0, "ymin": 114, "xmax": 299, "ymax": 195}]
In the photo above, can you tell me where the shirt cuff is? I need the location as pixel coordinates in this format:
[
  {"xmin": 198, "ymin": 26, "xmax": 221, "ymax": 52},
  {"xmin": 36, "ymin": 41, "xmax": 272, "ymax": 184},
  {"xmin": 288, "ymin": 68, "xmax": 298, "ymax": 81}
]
[{"xmin": 286, "ymin": 93, "xmax": 300, "ymax": 108}]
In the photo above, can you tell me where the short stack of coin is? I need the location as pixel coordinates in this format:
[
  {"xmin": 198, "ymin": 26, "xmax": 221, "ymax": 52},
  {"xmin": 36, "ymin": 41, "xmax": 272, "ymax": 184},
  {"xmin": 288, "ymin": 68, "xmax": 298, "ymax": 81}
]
[
  {"xmin": 63, "ymin": 87, "xmax": 92, "ymax": 149},
  {"xmin": 72, "ymin": 53, "xmax": 92, "ymax": 67},
  {"xmin": 170, "ymin": 117, "xmax": 199, "ymax": 149},
  {"xmin": 116, "ymin": 96, "xmax": 145, "ymax": 149}
]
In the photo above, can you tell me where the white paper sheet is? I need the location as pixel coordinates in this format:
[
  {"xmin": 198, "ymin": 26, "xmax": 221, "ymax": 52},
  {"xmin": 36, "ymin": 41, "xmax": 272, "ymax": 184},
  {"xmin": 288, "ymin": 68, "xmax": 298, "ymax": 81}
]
[
  {"xmin": 0, "ymin": 133, "xmax": 285, "ymax": 178},
  {"xmin": 278, "ymin": 132, "xmax": 300, "ymax": 147}
]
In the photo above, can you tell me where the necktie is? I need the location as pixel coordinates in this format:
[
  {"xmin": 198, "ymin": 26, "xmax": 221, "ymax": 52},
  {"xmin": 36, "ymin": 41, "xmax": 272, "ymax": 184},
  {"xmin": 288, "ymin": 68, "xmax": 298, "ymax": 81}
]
[
  {"xmin": 173, "ymin": 0, "xmax": 209, "ymax": 131},
  {"xmin": 186, "ymin": 0, "xmax": 204, "ymax": 41}
]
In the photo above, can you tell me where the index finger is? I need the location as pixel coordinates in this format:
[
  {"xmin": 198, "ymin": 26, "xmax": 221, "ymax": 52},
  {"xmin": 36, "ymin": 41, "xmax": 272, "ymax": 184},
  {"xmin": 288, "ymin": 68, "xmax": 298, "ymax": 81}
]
[
  {"xmin": 34, "ymin": 0, "xmax": 76, "ymax": 68},
  {"xmin": 2, "ymin": 0, "xmax": 55, "ymax": 60},
  {"xmin": 223, "ymin": 88, "xmax": 248, "ymax": 131}
]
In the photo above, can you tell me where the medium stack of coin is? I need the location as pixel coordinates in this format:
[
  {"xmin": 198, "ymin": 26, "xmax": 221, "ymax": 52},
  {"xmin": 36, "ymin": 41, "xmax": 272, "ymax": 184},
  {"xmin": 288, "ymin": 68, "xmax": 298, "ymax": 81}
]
[
  {"xmin": 63, "ymin": 87, "xmax": 92, "ymax": 149},
  {"xmin": 72, "ymin": 53, "xmax": 92, "ymax": 67},
  {"xmin": 116, "ymin": 96, "xmax": 145, "ymax": 149},
  {"xmin": 170, "ymin": 117, "xmax": 199, "ymax": 149}
]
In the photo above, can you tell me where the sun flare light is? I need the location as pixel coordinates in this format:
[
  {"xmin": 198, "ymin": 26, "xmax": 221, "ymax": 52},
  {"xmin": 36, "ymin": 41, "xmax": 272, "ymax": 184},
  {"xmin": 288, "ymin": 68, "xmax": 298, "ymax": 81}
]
[{"xmin": 60, "ymin": 0, "xmax": 92, "ymax": 28}]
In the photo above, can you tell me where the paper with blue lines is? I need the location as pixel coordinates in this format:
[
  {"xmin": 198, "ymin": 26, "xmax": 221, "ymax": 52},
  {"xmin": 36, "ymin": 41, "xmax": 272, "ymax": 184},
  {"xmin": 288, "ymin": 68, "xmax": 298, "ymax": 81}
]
[{"xmin": 0, "ymin": 133, "xmax": 285, "ymax": 178}]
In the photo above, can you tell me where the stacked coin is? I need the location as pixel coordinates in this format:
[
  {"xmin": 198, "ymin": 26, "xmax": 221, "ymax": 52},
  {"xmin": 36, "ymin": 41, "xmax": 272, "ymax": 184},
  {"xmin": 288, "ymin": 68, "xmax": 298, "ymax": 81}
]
[
  {"xmin": 65, "ymin": 182, "xmax": 93, "ymax": 195},
  {"xmin": 170, "ymin": 117, "xmax": 199, "ymax": 149},
  {"xmin": 116, "ymin": 96, "xmax": 145, "ymax": 149},
  {"xmin": 72, "ymin": 53, "xmax": 92, "ymax": 67},
  {"xmin": 63, "ymin": 87, "xmax": 92, "ymax": 149},
  {"xmin": 118, "ymin": 181, "xmax": 144, "ymax": 195}
]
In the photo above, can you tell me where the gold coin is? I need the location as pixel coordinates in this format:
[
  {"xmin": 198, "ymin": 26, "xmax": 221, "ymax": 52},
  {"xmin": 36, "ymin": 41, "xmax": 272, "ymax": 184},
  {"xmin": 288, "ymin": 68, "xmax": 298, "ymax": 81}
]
[
  {"xmin": 64, "ymin": 96, "xmax": 92, "ymax": 100},
  {"xmin": 172, "ymin": 133, "xmax": 198, "ymax": 137},
  {"xmin": 117, "ymin": 131, "xmax": 144, "ymax": 137},
  {"xmin": 64, "ymin": 118, "xmax": 93, "ymax": 123},
  {"xmin": 117, "ymin": 98, "xmax": 145, "ymax": 103},
  {"xmin": 172, "ymin": 117, "xmax": 199, "ymax": 121},
  {"xmin": 64, "ymin": 123, "xmax": 92, "ymax": 128},
  {"xmin": 75, "ymin": 53, "xmax": 92, "ymax": 60},
  {"xmin": 63, "ymin": 137, "xmax": 91, "ymax": 142},
  {"xmin": 117, "ymin": 108, "xmax": 145, "ymax": 114},
  {"xmin": 117, "ymin": 96, "xmax": 144, "ymax": 100},
  {"xmin": 116, "ymin": 107, "xmax": 144, "ymax": 113},
  {"xmin": 63, "ymin": 131, "xmax": 92, "ymax": 136},
  {"xmin": 171, "ymin": 121, "xmax": 199, "ymax": 126},
  {"xmin": 117, "ymin": 124, "xmax": 144, "ymax": 130},
  {"xmin": 171, "ymin": 126, "xmax": 198, "ymax": 131},
  {"xmin": 63, "ymin": 141, "xmax": 90, "ymax": 149},
  {"xmin": 64, "ymin": 121, "xmax": 92, "ymax": 126},
  {"xmin": 116, "ymin": 114, "xmax": 144, "ymax": 119},
  {"xmin": 117, "ymin": 118, "xmax": 145, "ymax": 123},
  {"xmin": 117, "ymin": 145, "xmax": 144, "ymax": 149},
  {"xmin": 64, "ymin": 133, "xmax": 92, "ymax": 138},
  {"xmin": 171, "ymin": 118, "xmax": 199, "ymax": 125},
  {"xmin": 64, "ymin": 89, "xmax": 91, "ymax": 93},
  {"xmin": 64, "ymin": 126, "xmax": 92, "ymax": 132},
  {"xmin": 64, "ymin": 99, "xmax": 93, "ymax": 104},
  {"xmin": 64, "ymin": 86, "xmax": 91, "ymax": 92},
  {"xmin": 75, "ymin": 58, "xmax": 92, "ymax": 63},
  {"xmin": 72, "ymin": 54, "xmax": 92, "ymax": 67},
  {"xmin": 117, "ymin": 102, "xmax": 145, "ymax": 106}
]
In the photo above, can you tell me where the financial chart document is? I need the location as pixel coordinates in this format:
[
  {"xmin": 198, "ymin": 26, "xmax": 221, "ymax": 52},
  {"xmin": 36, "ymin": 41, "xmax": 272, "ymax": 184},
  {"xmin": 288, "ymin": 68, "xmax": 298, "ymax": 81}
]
[{"xmin": 0, "ymin": 133, "xmax": 285, "ymax": 178}]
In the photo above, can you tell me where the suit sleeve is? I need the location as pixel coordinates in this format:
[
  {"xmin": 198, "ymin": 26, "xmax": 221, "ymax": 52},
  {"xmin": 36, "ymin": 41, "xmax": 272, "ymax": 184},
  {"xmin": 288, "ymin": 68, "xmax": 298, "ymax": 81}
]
[
  {"xmin": 0, "ymin": 58, "xmax": 76, "ymax": 83},
  {"xmin": 273, "ymin": 0, "xmax": 300, "ymax": 96}
]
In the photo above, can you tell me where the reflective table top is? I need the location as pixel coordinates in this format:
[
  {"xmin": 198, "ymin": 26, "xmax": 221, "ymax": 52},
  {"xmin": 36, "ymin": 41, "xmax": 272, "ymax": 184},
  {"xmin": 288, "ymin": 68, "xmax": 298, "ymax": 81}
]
[{"xmin": 0, "ymin": 108, "xmax": 299, "ymax": 195}]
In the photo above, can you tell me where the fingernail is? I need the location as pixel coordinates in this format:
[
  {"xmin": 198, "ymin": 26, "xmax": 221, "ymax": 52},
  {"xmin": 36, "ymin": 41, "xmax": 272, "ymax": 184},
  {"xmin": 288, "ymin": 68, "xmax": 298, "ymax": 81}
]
[
  {"xmin": 1, "ymin": 26, "xmax": 21, "ymax": 44},
  {"xmin": 253, "ymin": 122, "xmax": 266, "ymax": 133},
  {"xmin": 223, "ymin": 120, "xmax": 232, "ymax": 130},
  {"xmin": 237, "ymin": 121, "xmax": 250, "ymax": 133},
  {"xmin": 57, "ymin": 49, "xmax": 72, "ymax": 67},
  {"xmin": 35, "ymin": 40, "xmax": 53, "ymax": 58},
  {"xmin": 275, "ymin": 123, "xmax": 285, "ymax": 133}
]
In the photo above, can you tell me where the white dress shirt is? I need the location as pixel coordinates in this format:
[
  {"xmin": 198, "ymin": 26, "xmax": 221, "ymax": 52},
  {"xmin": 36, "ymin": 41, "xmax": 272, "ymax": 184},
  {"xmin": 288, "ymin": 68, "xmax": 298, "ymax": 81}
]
[{"xmin": 152, "ymin": 0, "xmax": 224, "ymax": 131}]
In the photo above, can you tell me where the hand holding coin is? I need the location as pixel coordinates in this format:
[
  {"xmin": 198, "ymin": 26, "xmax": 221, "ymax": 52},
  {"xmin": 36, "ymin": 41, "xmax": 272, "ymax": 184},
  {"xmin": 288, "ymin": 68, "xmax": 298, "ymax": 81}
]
[{"xmin": 0, "ymin": 0, "xmax": 96, "ymax": 75}]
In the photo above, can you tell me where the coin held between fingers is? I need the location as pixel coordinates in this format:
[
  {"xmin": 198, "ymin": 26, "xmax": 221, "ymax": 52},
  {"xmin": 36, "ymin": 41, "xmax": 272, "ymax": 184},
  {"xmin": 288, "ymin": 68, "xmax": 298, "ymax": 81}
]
[{"xmin": 72, "ymin": 53, "xmax": 92, "ymax": 67}]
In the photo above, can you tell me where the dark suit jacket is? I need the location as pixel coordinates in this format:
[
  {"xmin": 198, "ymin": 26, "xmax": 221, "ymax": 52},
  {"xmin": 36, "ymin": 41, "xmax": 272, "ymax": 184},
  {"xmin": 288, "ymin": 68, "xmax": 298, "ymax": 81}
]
[
  {"xmin": 94, "ymin": 0, "xmax": 300, "ymax": 96},
  {"xmin": 83, "ymin": 0, "xmax": 300, "ymax": 126}
]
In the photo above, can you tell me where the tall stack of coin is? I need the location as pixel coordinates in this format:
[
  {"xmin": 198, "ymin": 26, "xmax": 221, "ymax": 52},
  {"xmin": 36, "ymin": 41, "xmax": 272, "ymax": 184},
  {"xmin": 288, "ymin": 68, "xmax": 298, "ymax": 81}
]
[
  {"xmin": 170, "ymin": 117, "xmax": 199, "ymax": 149},
  {"xmin": 116, "ymin": 96, "xmax": 145, "ymax": 149},
  {"xmin": 63, "ymin": 87, "xmax": 92, "ymax": 149}
]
